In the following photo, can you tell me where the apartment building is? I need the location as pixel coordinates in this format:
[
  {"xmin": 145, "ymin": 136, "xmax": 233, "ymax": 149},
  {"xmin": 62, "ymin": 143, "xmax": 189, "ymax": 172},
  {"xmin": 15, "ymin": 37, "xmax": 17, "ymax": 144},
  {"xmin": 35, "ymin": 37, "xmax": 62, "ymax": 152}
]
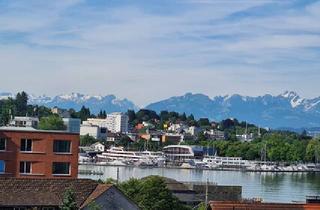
[
  {"xmin": 106, "ymin": 112, "xmax": 129, "ymax": 133},
  {"xmin": 0, "ymin": 127, "xmax": 79, "ymax": 178},
  {"xmin": 82, "ymin": 112, "xmax": 129, "ymax": 135}
]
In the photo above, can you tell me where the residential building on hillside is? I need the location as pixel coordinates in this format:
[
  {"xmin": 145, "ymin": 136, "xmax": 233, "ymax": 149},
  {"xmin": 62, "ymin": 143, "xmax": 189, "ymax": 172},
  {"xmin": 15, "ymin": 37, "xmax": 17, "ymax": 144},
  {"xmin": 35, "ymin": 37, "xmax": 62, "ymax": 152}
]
[
  {"xmin": 82, "ymin": 112, "xmax": 128, "ymax": 134},
  {"xmin": 0, "ymin": 178, "xmax": 140, "ymax": 210},
  {"xmin": 106, "ymin": 112, "xmax": 129, "ymax": 133},
  {"xmin": 0, "ymin": 127, "xmax": 79, "ymax": 178},
  {"xmin": 206, "ymin": 129, "xmax": 226, "ymax": 140},
  {"xmin": 9, "ymin": 116, "xmax": 39, "ymax": 128},
  {"xmin": 185, "ymin": 126, "xmax": 201, "ymax": 136},
  {"xmin": 63, "ymin": 118, "xmax": 81, "ymax": 134},
  {"xmin": 237, "ymin": 133, "xmax": 254, "ymax": 142}
]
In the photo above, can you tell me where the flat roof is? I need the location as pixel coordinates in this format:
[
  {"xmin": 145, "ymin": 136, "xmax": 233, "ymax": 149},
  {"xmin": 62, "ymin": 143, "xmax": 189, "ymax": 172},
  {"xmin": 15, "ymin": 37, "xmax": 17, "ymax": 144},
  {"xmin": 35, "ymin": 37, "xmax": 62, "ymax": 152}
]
[{"xmin": 0, "ymin": 126, "xmax": 79, "ymax": 135}]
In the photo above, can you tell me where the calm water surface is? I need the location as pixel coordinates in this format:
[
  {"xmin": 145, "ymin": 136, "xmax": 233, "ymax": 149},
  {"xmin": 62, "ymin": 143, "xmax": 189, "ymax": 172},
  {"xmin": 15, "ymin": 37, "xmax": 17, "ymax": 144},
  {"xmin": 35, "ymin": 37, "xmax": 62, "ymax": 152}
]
[{"xmin": 79, "ymin": 164, "xmax": 320, "ymax": 203}]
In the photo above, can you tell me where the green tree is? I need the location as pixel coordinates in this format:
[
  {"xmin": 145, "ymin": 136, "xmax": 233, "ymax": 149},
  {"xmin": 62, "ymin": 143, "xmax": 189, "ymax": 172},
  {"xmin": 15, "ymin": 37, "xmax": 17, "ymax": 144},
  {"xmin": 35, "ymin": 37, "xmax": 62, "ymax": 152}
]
[
  {"xmin": 127, "ymin": 109, "xmax": 136, "ymax": 124},
  {"xmin": 119, "ymin": 176, "xmax": 190, "ymax": 210},
  {"xmin": 78, "ymin": 106, "xmax": 91, "ymax": 122},
  {"xmin": 80, "ymin": 134, "xmax": 98, "ymax": 146},
  {"xmin": 62, "ymin": 188, "xmax": 77, "ymax": 210},
  {"xmin": 306, "ymin": 139, "xmax": 320, "ymax": 162},
  {"xmin": 38, "ymin": 115, "xmax": 66, "ymax": 130},
  {"xmin": 198, "ymin": 118, "xmax": 210, "ymax": 127},
  {"xmin": 15, "ymin": 91, "xmax": 28, "ymax": 116}
]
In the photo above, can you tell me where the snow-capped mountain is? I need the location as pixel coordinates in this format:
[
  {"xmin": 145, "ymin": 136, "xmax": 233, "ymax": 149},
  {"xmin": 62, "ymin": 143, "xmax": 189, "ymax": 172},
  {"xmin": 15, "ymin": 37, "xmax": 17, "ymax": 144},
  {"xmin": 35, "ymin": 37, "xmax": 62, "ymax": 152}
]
[
  {"xmin": 146, "ymin": 91, "xmax": 320, "ymax": 128},
  {"xmin": 2, "ymin": 91, "xmax": 320, "ymax": 128},
  {"xmin": 28, "ymin": 93, "xmax": 139, "ymax": 114}
]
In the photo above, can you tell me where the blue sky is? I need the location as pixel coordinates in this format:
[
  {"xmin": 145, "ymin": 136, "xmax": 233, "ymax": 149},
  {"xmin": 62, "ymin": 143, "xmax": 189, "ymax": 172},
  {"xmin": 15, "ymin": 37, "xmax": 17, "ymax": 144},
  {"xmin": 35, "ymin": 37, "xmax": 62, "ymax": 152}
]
[{"xmin": 0, "ymin": 0, "xmax": 319, "ymax": 106}]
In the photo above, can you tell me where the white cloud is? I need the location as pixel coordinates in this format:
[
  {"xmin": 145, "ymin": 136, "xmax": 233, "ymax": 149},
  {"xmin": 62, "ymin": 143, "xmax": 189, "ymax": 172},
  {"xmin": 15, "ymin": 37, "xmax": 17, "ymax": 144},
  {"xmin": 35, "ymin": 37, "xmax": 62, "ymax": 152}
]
[{"xmin": 0, "ymin": 0, "xmax": 319, "ymax": 105}]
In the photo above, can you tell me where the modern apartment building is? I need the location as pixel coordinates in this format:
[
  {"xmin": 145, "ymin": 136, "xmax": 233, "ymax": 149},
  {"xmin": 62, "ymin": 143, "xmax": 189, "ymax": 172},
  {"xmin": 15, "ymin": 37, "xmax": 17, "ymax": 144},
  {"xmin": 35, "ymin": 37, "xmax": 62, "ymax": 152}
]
[
  {"xmin": 0, "ymin": 127, "xmax": 79, "ymax": 178},
  {"xmin": 106, "ymin": 112, "xmax": 129, "ymax": 133},
  {"xmin": 82, "ymin": 112, "xmax": 129, "ymax": 135}
]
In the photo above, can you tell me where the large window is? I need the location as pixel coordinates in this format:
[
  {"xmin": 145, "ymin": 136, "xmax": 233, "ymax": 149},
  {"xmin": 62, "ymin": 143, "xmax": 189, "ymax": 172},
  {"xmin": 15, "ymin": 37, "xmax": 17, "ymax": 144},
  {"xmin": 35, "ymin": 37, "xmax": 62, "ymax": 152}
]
[
  {"xmin": 20, "ymin": 139, "xmax": 32, "ymax": 152},
  {"xmin": 0, "ymin": 138, "xmax": 6, "ymax": 151},
  {"xmin": 0, "ymin": 160, "xmax": 5, "ymax": 173},
  {"xmin": 52, "ymin": 162, "xmax": 70, "ymax": 175},
  {"xmin": 20, "ymin": 161, "xmax": 31, "ymax": 174},
  {"xmin": 53, "ymin": 140, "xmax": 71, "ymax": 153}
]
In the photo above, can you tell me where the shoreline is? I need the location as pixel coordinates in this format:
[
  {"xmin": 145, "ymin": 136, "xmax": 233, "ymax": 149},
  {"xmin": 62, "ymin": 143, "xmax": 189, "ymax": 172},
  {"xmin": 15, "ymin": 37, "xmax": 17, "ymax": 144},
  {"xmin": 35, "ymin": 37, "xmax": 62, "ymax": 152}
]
[{"xmin": 79, "ymin": 162, "xmax": 320, "ymax": 173}]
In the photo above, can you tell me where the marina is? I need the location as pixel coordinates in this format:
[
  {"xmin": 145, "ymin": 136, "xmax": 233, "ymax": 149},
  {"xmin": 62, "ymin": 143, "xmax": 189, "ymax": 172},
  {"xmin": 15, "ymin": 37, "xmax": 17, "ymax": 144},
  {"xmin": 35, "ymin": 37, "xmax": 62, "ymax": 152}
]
[{"xmin": 80, "ymin": 145, "xmax": 320, "ymax": 172}]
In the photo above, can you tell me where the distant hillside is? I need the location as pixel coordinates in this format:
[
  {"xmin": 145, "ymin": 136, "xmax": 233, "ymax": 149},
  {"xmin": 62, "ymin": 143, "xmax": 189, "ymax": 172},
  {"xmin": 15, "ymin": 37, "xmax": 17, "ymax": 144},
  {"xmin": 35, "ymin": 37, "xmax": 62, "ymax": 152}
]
[{"xmin": 146, "ymin": 91, "xmax": 320, "ymax": 128}]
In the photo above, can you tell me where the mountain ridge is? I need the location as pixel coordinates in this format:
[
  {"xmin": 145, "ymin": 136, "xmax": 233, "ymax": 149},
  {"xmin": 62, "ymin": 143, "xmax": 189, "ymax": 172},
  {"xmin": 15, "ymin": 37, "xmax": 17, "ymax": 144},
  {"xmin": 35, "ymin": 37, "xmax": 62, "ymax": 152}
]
[{"xmin": 1, "ymin": 91, "xmax": 320, "ymax": 128}]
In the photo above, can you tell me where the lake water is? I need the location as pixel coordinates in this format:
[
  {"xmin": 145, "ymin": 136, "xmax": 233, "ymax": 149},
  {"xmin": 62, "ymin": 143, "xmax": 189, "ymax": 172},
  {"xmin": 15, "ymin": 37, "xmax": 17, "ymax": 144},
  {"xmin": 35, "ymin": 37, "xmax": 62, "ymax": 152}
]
[{"xmin": 79, "ymin": 164, "xmax": 320, "ymax": 203}]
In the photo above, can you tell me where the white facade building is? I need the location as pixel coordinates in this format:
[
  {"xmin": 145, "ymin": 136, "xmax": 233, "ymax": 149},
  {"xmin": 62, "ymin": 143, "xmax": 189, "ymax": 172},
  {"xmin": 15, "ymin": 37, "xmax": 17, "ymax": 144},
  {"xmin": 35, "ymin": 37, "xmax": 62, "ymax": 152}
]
[
  {"xmin": 91, "ymin": 142, "xmax": 105, "ymax": 152},
  {"xmin": 9, "ymin": 116, "xmax": 39, "ymax": 128},
  {"xmin": 105, "ymin": 112, "xmax": 129, "ymax": 133},
  {"xmin": 81, "ymin": 112, "xmax": 128, "ymax": 137},
  {"xmin": 80, "ymin": 125, "xmax": 107, "ymax": 139}
]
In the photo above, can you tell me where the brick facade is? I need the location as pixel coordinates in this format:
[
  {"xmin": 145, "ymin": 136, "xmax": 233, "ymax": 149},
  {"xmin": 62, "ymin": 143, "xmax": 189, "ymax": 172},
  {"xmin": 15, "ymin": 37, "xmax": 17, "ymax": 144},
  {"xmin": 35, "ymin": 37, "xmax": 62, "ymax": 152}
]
[{"xmin": 0, "ymin": 128, "xmax": 79, "ymax": 178}]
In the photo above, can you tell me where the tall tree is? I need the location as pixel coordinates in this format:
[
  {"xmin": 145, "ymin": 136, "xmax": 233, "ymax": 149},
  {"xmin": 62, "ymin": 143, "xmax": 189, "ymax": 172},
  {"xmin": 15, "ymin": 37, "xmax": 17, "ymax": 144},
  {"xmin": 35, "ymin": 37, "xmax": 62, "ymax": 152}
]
[
  {"xmin": 38, "ymin": 115, "xmax": 66, "ymax": 130},
  {"xmin": 15, "ymin": 91, "xmax": 28, "ymax": 116}
]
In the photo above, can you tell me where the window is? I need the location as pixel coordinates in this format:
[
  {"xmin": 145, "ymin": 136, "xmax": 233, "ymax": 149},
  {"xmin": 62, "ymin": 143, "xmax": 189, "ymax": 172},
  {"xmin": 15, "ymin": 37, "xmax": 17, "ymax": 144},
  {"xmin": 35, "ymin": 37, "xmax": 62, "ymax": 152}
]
[
  {"xmin": 100, "ymin": 128, "xmax": 107, "ymax": 133},
  {"xmin": 53, "ymin": 140, "xmax": 71, "ymax": 153},
  {"xmin": 0, "ymin": 138, "xmax": 6, "ymax": 151},
  {"xmin": 20, "ymin": 139, "xmax": 32, "ymax": 152},
  {"xmin": 20, "ymin": 161, "xmax": 31, "ymax": 174},
  {"xmin": 0, "ymin": 160, "xmax": 5, "ymax": 173},
  {"xmin": 52, "ymin": 162, "xmax": 70, "ymax": 175}
]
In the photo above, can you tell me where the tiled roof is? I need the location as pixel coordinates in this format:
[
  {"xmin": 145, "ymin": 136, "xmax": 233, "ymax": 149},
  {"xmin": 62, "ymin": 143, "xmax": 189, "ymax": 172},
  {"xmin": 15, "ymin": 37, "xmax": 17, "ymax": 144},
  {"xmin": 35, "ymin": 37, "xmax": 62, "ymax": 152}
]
[
  {"xmin": 0, "ymin": 178, "xmax": 100, "ymax": 207},
  {"xmin": 80, "ymin": 184, "xmax": 113, "ymax": 208}
]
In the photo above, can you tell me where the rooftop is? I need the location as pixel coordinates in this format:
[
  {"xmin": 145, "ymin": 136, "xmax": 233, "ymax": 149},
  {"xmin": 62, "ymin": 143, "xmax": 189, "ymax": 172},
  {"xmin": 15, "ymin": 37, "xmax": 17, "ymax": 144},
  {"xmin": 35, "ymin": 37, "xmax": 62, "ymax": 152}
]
[
  {"xmin": 0, "ymin": 126, "xmax": 78, "ymax": 135},
  {"xmin": 0, "ymin": 178, "xmax": 112, "ymax": 208}
]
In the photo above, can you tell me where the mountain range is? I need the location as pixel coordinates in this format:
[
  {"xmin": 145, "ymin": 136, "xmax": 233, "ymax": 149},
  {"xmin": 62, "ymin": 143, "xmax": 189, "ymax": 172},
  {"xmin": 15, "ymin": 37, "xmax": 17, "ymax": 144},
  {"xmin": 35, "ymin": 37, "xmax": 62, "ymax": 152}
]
[{"xmin": 1, "ymin": 91, "xmax": 320, "ymax": 128}]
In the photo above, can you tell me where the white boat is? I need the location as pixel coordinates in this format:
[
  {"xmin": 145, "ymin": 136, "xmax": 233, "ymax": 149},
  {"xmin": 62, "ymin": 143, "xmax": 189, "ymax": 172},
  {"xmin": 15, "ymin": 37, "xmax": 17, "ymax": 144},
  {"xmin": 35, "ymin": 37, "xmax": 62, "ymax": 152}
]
[
  {"xmin": 97, "ymin": 146, "xmax": 164, "ymax": 166},
  {"xmin": 99, "ymin": 146, "xmax": 142, "ymax": 161},
  {"xmin": 203, "ymin": 155, "xmax": 250, "ymax": 169}
]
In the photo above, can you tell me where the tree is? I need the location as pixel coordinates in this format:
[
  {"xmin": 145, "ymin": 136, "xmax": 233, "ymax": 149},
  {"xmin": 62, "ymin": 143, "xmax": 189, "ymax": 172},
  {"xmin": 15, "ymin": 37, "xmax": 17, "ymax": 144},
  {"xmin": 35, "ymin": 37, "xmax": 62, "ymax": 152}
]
[
  {"xmin": 15, "ymin": 91, "xmax": 28, "ymax": 116},
  {"xmin": 38, "ymin": 115, "xmax": 66, "ymax": 130},
  {"xmin": 198, "ymin": 118, "xmax": 210, "ymax": 127},
  {"xmin": 127, "ymin": 110, "xmax": 136, "ymax": 123},
  {"xmin": 80, "ymin": 134, "xmax": 97, "ymax": 146},
  {"xmin": 119, "ymin": 176, "xmax": 190, "ymax": 210},
  {"xmin": 97, "ymin": 110, "xmax": 107, "ymax": 119},
  {"xmin": 78, "ymin": 106, "xmax": 91, "ymax": 122},
  {"xmin": 62, "ymin": 188, "xmax": 77, "ymax": 210},
  {"xmin": 306, "ymin": 139, "xmax": 320, "ymax": 162}
]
